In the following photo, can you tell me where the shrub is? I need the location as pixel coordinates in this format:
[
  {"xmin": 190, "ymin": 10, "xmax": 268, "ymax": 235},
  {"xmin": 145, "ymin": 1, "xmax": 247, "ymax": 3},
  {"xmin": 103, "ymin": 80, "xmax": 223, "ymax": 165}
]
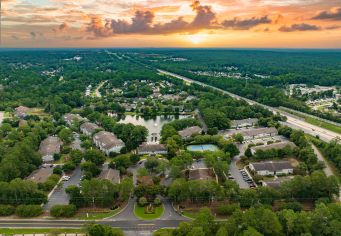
[
  {"xmin": 50, "ymin": 204, "xmax": 77, "ymax": 218},
  {"xmin": 62, "ymin": 161, "xmax": 76, "ymax": 173},
  {"xmin": 138, "ymin": 197, "xmax": 148, "ymax": 207},
  {"xmin": 39, "ymin": 174, "xmax": 61, "ymax": 192},
  {"xmin": 15, "ymin": 205, "xmax": 43, "ymax": 217},
  {"xmin": 0, "ymin": 205, "xmax": 15, "ymax": 216},
  {"xmin": 154, "ymin": 197, "xmax": 161, "ymax": 206},
  {"xmin": 86, "ymin": 223, "xmax": 124, "ymax": 236},
  {"xmin": 278, "ymin": 201, "xmax": 303, "ymax": 212},
  {"xmin": 53, "ymin": 166, "xmax": 63, "ymax": 175},
  {"xmin": 217, "ymin": 203, "xmax": 240, "ymax": 216}
]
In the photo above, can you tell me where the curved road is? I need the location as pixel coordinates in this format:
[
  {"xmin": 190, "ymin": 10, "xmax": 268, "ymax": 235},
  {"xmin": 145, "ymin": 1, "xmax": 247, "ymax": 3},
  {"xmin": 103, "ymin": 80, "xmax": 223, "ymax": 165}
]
[{"xmin": 158, "ymin": 70, "xmax": 340, "ymax": 143}]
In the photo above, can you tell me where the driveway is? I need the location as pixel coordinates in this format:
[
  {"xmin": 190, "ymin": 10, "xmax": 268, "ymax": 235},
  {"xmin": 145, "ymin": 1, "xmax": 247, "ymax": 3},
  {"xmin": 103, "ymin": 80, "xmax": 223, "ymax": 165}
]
[
  {"xmin": 44, "ymin": 166, "xmax": 83, "ymax": 210},
  {"xmin": 229, "ymin": 143, "xmax": 249, "ymax": 189},
  {"xmin": 128, "ymin": 159, "xmax": 146, "ymax": 186},
  {"xmin": 159, "ymin": 197, "xmax": 186, "ymax": 221},
  {"xmin": 110, "ymin": 197, "xmax": 138, "ymax": 221}
]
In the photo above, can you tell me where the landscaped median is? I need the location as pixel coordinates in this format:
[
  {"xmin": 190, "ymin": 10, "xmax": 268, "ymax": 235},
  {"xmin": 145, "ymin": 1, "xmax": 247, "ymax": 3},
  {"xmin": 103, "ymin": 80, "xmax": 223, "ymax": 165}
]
[{"xmin": 134, "ymin": 203, "xmax": 164, "ymax": 220}]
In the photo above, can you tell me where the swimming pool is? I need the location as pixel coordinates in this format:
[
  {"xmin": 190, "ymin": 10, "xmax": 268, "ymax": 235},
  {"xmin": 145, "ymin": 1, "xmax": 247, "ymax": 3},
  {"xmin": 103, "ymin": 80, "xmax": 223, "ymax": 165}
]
[{"xmin": 186, "ymin": 144, "xmax": 219, "ymax": 152}]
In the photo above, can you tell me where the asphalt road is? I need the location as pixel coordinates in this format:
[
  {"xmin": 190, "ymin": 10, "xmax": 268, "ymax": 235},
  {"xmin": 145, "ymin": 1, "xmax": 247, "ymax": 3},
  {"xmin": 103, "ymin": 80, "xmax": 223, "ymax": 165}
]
[
  {"xmin": 158, "ymin": 69, "xmax": 340, "ymax": 143},
  {"xmin": 0, "ymin": 219, "xmax": 184, "ymax": 231},
  {"xmin": 44, "ymin": 166, "xmax": 82, "ymax": 210},
  {"xmin": 229, "ymin": 143, "xmax": 249, "ymax": 189}
]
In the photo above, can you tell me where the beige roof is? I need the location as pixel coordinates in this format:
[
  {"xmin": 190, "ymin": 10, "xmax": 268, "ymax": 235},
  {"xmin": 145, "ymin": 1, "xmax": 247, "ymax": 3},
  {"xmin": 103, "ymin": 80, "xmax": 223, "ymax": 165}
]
[
  {"xmin": 231, "ymin": 127, "xmax": 278, "ymax": 137},
  {"xmin": 63, "ymin": 113, "xmax": 86, "ymax": 124},
  {"xmin": 93, "ymin": 131, "xmax": 124, "ymax": 149},
  {"xmin": 98, "ymin": 169, "xmax": 120, "ymax": 184},
  {"xmin": 80, "ymin": 122, "xmax": 101, "ymax": 134},
  {"xmin": 26, "ymin": 167, "xmax": 54, "ymax": 183},
  {"xmin": 14, "ymin": 106, "xmax": 30, "ymax": 117},
  {"xmin": 231, "ymin": 118, "xmax": 258, "ymax": 127},
  {"xmin": 39, "ymin": 136, "xmax": 62, "ymax": 157},
  {"xmin": 178, "ymin": 126, "xmax": 202, "ymax": 138},
  {"xmin": 252, "ymin": 141, "xmax": 296, "ymax": 152}
]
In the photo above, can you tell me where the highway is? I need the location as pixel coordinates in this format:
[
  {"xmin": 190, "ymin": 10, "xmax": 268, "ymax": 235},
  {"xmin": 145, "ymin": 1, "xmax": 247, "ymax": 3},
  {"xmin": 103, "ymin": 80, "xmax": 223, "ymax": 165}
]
[{"xmin": 158, "ymin": 69, "xmax": 340, "ymax": 143}]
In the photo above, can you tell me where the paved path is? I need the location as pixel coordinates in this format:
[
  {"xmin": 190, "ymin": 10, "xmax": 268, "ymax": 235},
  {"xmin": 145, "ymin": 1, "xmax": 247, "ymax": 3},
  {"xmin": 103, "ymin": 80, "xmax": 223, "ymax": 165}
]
[
  {"xmin": 159, "ymin": 197, "xmax": 186, "ymax": 221},
  {"xmin": 158, "ymin": 69, "xmax": 340, "ymax": 143},
  {"xmin": 311, "ymin": 144, "xmax": 333, "ymax": 177},
  {"xmin": 94, "ymin": 80, "xmax": 107, "ymax": 98},
  {"xmin": 311, "ymin": 144, "xmax": 341, "ymax": 201}
]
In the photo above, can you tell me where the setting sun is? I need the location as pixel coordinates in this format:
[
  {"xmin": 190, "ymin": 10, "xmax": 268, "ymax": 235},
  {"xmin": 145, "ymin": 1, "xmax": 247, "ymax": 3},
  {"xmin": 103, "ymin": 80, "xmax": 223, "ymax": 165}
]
[{"xmin": 187, "ymin": 34, "xmax": 207, "ymax": 45}]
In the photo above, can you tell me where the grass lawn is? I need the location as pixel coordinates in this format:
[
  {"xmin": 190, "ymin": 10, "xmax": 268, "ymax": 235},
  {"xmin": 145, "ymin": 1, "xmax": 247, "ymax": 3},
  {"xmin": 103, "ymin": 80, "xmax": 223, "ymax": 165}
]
[
  {"xmin": 153, "ymin": 228, "xmax": 174, "ymax": 236},
  {"xmin": 27, "ymin": 108, "xmax": 50, "ymax": 118},
  {"xmin": 75, "ymin": 208, "xmax": 121, "ymax": 220},
  {"xmin": 134, "ymin": 204, "xmax": 164, "ymax": 220},
  {"xmin": 0, "ymin": 228, "xmax": 85, "ymax": 235},
  {"xmin": 182, "ymin": 210, "xmax": 199, "ymax": 219}
]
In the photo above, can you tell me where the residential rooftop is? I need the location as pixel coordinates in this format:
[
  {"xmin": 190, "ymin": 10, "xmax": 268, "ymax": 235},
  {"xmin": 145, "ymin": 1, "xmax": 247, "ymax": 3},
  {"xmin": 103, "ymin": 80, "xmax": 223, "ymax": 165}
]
[
  {"xmin": 188, "ymin": 168, "xmax": 217, "ymax": 182},
  {"xmin": 98, "ymin": 168, "xmax": 120, "ymax": 184},
  {"xmin": 178, "ymin": 126, "xmax": 202, "ymax": 138},
  {"xmin": 250, "ymin": 161, "xmax": 293, "ymax": 172},
  {"xmin": 93, "ymin": 131, "xmax": 124, "ymax": 149},
  {"xmin": 39, "ymin": 136, "xmax": 62, "ymax": 158},
  {"xmin": 26, "ymin": 166, "xmax": 54, "ymax": 183}
]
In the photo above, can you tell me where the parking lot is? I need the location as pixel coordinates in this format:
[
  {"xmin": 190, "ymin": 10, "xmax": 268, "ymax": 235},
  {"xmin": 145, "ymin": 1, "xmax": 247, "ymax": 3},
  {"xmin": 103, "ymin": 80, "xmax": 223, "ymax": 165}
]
[
  {"xmin": 239, "ymin": 169, "xmax": 256, "ymax": 188},
  {"xmin": 44, "ymin": 166, "xmax": 83, "ymax": 210}
]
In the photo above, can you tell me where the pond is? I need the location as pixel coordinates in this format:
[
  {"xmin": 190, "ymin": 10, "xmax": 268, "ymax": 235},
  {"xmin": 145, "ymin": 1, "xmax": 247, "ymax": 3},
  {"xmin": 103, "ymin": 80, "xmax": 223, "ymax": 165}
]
[
  {"xmin": 119, "ymin": 115, "xmax": 190, "ymax": 143},
  {"xmin": 187, "ymin": 144, "xmax": 219, "ymax": 152}
]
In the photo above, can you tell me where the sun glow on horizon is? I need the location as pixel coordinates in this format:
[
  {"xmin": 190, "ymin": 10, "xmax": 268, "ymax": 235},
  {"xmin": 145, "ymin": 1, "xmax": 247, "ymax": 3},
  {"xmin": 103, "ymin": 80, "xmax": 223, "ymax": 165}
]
[{"xmin": 187, "ymin": 34, "xmax": 208, "ymax": 45}]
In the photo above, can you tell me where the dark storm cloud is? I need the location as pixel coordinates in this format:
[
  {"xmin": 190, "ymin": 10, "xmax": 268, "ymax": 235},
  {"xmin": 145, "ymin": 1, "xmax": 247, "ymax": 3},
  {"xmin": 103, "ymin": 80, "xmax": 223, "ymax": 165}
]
[
  {"xmin": 222, "ymin": 16, "xmax": 272, "ymax": 30},
  {"xmin": 279, "ymin": 23, "xmax": 321, "ymax": 32},
  {"xmin": 312, "ymin": 8, "xmax": 341, "ymax": 21}
]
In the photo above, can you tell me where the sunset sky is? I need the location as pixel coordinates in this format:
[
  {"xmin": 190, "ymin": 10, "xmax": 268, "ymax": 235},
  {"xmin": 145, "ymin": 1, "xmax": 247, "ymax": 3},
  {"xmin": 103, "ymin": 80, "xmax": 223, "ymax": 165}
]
[{"xmin": 2, "ymin": 0, "xmax": 341, "ymax": 48}]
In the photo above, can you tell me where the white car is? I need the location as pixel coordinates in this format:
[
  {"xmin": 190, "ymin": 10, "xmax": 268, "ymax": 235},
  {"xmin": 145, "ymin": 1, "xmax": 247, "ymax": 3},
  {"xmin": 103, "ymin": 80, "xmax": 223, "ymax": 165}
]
[{"xmin": 62, "ymin": 176, "xmax": 71, "ymax": 181}]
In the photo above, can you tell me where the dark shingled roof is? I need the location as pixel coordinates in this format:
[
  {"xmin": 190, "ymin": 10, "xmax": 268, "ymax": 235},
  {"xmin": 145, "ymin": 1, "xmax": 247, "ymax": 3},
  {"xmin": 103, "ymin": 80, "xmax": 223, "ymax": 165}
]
[
  {"xmin": 251, "ymin": 161, "xmax": 293, "ymax": 172},
  {"xmin": 188, "ymin": 168, "xmax": 216, "ymax": 181},
  {"xmin": 98, "ymin": 169, "xmax": 120, "ymax": 184}
]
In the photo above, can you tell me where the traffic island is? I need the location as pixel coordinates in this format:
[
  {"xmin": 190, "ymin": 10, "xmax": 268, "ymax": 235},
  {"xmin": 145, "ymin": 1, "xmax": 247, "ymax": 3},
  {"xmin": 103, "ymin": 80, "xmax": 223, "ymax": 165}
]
[{"xmin": 134, "ymin": 203, "xmax": 164, "ymax": 220}]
